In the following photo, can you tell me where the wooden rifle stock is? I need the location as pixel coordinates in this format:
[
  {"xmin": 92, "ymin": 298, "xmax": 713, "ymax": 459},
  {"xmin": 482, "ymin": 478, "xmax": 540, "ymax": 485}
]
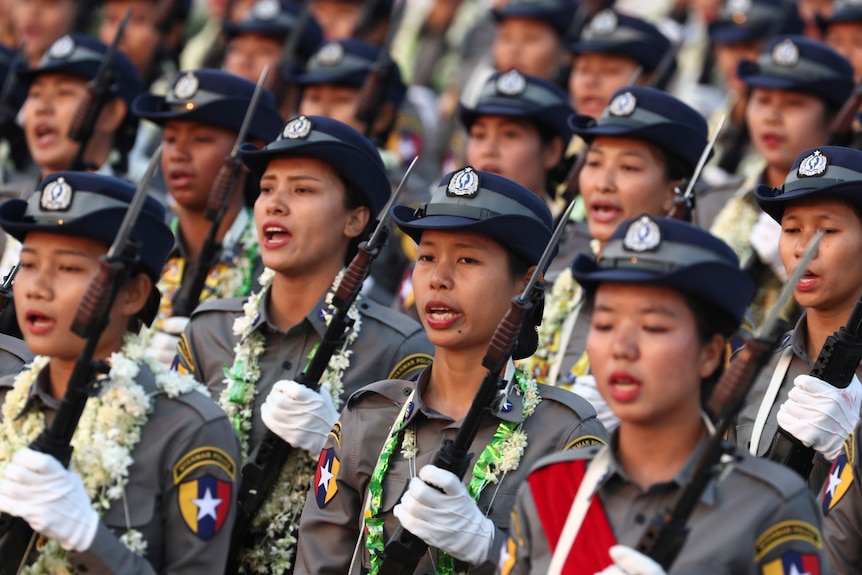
[{"xmin": 827, "ymin": 83, "xmax": 862, "ymax": 147}]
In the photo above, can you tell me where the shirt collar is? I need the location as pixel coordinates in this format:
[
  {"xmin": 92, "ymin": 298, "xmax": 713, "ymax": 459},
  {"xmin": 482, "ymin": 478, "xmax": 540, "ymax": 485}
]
[{"xmin": 247, "ymin": 284, "xmax": 331, "ymax": 338}]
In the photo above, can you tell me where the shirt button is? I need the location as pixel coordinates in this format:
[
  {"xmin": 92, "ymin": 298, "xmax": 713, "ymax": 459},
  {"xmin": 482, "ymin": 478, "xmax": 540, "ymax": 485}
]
[
  {"xmin": 403, "ymin": 387, "xmax": 412, "ymax": 396},
  {"xmin": 282, "ymin": 361, "xmax": 292, "ymax": 370},
  {"xmin": 635, "ymin": 513, "xmax": 646, "ymax": 525}
]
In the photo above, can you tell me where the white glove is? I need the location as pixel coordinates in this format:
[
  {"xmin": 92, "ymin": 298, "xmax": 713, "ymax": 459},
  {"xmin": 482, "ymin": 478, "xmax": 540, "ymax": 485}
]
[
  {"xmin": 260, "ymin": 379, "xmax": 339, "ymax": 455},
  {"xmin": 749, "ymin": 211, "xmax": 787, "ymax": 282},
  {"xmin": 571, "ymin": 375, "xmax": 619, "ymax": 432},
  {"xmin": 595, "ymin": 545, "xmax": 667, "ymax": 575},
  {"xmin": 150, "ymin": 316, "xmax": 189, "ymax": 369},
  {"xmin": 777, "ymin": 373, "xmax": 862, "ymax": 461},
  {"xmin": 0, "ymin": 448, "xmax": 98, "ymax": 552},
  {"xmin": 393, "ymin": 464, "xmax": 495, "ymax": 566}
]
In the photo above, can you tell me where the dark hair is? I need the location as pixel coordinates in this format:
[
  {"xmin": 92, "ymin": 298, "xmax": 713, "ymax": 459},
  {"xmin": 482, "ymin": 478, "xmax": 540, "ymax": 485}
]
[
  {"xmin": 125, "ymin": 265, "xmax": 162, "ymax": 333},
  {"xmin": 342, "ymin": 177, "xmax": 374, "ymax": 265}
]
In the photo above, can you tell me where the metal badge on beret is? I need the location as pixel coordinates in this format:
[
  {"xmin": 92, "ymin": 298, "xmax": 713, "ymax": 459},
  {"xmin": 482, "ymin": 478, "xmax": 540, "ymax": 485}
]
[
  {"xmin": 252, "ymin": 0, "xmax": 280, "ymax": 20},
  {"xmin": 727, "ymin": 0, "xmax": 751, "ymax": 18},
  {"xmin": 495, "ymin": 70, "xmax": 527, "ymax": 96},
  {"xmin": 317, "ymin": 41, "xmax": 345, "ymax": 66},
  {"xmin": 40, "ymin": 177, "xmax": 73, "ymax": 212},
  {"xmin": 446, "ymin": 167, "xmax": 480, "ymax": 198},
  {"xmin": 282, "ymin": 115, "xmax": 312, "ymax": 139},
  {"xmin": 173, "ymin": 72, "xmax": 199, "ymax": 100},
  {"xmin": 48, "ymin": 35, "xmax": 75, "ymax": 60},
  {"xmin": 589, "ymin": 9, "xmax": 618, "ymax": 35},
  {"xmin": 623, "ymin": 215, "xmax": 661, "ymax": 252},
  {"xmin": 797, "ymin": 149, "xmax": 828, "ymax": 178},
  {"xmin": 772, "ymin": 38, "xmax": 800, "ymax": 67},
  {"xmin": 608, "ymin": 91, "xmax": 637, "ymax": 117}
]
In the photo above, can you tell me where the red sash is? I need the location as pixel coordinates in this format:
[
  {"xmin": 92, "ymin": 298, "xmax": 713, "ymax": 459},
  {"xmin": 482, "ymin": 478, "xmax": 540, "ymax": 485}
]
[{"xmin": 529, "ymin": 458, "xmax": 617, "ymax": 574}]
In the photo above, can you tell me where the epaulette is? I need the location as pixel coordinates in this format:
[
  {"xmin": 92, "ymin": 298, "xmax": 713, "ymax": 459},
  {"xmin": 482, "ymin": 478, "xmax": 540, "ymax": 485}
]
[
  {"xmin": 346, "ymin": 378, "xmax": 414, "ymax": 410},
  {"xmin": 355, "ymin": 298, "xmax": 426, "ymax": 337},
  {"xmin": 537, "ymin": 383, "xmax": 599, "ymax": 419},
  {"xmin": 728, "ymin": 449, "xmax": 810, "ymax": 500},
  {"xmin": 169, "ymin": 387, "xmax": 233, "ymax": 424},
  {"xmin": 525, "ymin": 443, "xmax": 603, "ymax": 475},
  {"xmin": 0, "ymin": 333, "xmax": 33, "ymax": 363},
  {"xmin": 189, "ymin": 296, "xmax": 246, "ymax": 318}
]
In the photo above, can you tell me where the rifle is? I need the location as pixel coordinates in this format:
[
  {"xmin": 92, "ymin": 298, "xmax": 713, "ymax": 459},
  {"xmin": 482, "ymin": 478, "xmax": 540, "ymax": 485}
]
[
  {"xmin": 0, "ymin": 264, "xmax": 21, "ymax": 339},
  {"xmin": 354, "ymin": 0, "xmax": 405, "ymax": 141},
  {"xmin": 377, "ymin": 199, "xmax": 577, "ymax": 575},
  {"xmin": 666, "ymin": 114, "xmax": 726, "ymax": 221},
  {"xmin": 271, "ymin": 0, "xmax": 313, "ymax": 118},
  {"xmin": 170, "ymin": 65, "xmax": 270, "ymax": 318},
  {"xmin": 67, "ymin": 9, "xmax": 131, "ymax": 172},
  {"xmin": 764, "ymin": 288, "xmax": 862, "ymax": 478},
  {"xmin": 0, "ymin": 45, "xmax": 23, "ymax": 128},
  {"xmin": 0, "ymin": 149, "xmax": 163, "ymax": 575},
  {"xmin": 634, "ymin": 230, "xmax": 825, "ymax": 571},
  {"xmin": 826, "ymin": 82, "xmax": 862, "ymax": 147},
  {"xmin": 226, "ymin": 156, "xmax": 420, "ymax": 564}
]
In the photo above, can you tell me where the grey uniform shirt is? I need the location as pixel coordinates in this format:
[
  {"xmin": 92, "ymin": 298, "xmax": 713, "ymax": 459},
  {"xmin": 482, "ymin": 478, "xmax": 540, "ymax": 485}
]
[
  {"xmin": 822, "ymin": 424, "xmax": 862, "ymax": 573},
  {"xmin": 731, "ymin": 312, "xmax": 862, "ymax": 493},
  {"xmin": 0, "ymin": 362, "xmax": 241, "ymax": 574},
  {"xmin": 177, "ymin": 287, "xmax": 433, "ymax": 450},
  {"xmin": 294, "ymin": 367, "xmax": 608, "ymax": 575},
  {"xmin": 0, "ymin": 333, "xmax": 32, "ymax": 377},
  {"xmin": 503, "ymin": 431, "xmax": 826, "ymax": 574}
]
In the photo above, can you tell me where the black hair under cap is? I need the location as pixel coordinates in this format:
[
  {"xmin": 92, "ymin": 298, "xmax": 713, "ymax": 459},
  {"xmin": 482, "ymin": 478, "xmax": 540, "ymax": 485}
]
[
  {"xmin": 391, "ymin": 167, "xmax": 554, "ymax": 266},
  {"xmin": 571, "ymin": 215, "xmax": 754, "ymax": 324},
  {"xmin": 755, "ymin": 145, "xmax": 862, "ymax": 222},
  {"xmin": 0, "ymin": 171, "xmax": 173, "ymax": 280}
]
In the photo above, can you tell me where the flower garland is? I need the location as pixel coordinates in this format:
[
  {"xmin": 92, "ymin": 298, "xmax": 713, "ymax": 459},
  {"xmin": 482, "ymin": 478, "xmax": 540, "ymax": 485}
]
[
  {"xmin": 521, "ymin": 267, "xmax": 581, "ymax": 383},
  {"xmin": 219, "ymin": 268, "xmax": 361, "ymax": 575},
  {"xmin": 0, "ymin": 330, "xmax": 206, "ymax": 574},
  {"xmin": 155, "ymin": 208, "xmax": 259, "ymax": 328},
  {"xmin": 365, "ymin": 368, "xmax": 541, "ymax": 575}
]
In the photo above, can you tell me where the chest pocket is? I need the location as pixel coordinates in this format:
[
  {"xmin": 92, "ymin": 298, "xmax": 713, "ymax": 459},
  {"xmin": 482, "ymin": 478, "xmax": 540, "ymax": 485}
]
[
  {"xmin": 381, "ymin": 472, "xmax": 410, "ymax": 513},
  {"xmin": 101, "ymin": 484, "xmax": 157, "ymax": 529},
  {"xmin": 482, "ymin": 486, "xmax": 518, "ymax": 531}
]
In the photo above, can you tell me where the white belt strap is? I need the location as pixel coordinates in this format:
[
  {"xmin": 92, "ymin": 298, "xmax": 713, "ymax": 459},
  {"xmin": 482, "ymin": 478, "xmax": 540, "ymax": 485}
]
[
  {"xmin": 548, "ymin": 446, "xmax": 612, "ymax": 575},
  {"xmin": 749, "ymin": 347, "xmax": 794, "ymax": 455}
]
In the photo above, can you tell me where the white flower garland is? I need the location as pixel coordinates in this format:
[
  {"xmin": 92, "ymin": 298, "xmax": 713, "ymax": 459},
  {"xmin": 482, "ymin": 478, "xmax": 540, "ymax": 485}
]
[
  {"xmin": 219, "ymin": 268, "xmax": 361, "ymax": 575},
  {"xmin": 0, "ymin": 330, "xmax": 207, "ymax": 574},
  {"xmin": 522, "ymin": 268, "xmax": 580, "ymax": 381}
]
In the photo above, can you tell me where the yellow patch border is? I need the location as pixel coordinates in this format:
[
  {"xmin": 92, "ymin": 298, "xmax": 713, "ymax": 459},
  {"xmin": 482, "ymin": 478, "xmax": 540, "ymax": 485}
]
[
  {"xmin": 387, "ymin": 353, "xmax": 433, "ymax": 380},
  {"xmin": 565, "ymin": 435, "xmax": 607, "ymax": 450},
  {"xmin": 329, "ymin": 420, "xmax": 342, "ymax": 449},
  {"xmin": 177, "ymin": 333, "xmax": 194, "ymax": 374},
  {"xmin": 754, "ymin": 520, "xmax": 822, "ymax": 561},
  {"xmin": 845, "ymin": 432, "xmax": 855, "ymax": 465},
  {"xmin": 173, "ymin": 446, "xmax": 237, "ymax": 484}
]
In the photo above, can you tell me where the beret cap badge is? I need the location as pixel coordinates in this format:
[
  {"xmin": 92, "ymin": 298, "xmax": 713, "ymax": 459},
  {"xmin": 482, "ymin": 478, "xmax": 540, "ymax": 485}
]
[
  {"xmin": 40, "ymin": 177, "xmax": 73, "ymax": 212},
  {"xmin": 317, "ymin": 41, "xmax": 345, "ymax": 66},
  {"xmin": 282, "ymin": 115, "xmax": 312, "ymax": 139},
  {"xmin": 173, "ymin": 72, "xmax": 199, "ymax": 100},
  {"xmin": 623, "ymin": 215, "xmax": 662, "ymax": 252},
  {"xmin": 589, "ymin": 9, "xmax": 618, "ymax": 35},
  {"xmin": 495, "ymin": 70, "xmax": 527, "ymax": 96},
  {"xmin": 446, "ymin": 167, "xmax": 480, "ymax": 198},
  {"xmin": 772, "ymin": 38, "xmax": 800, "ymax": 67},
  {"xmin": 252, "ymin": 0, "xmax": 280, "ymax": 20},
  {"xmin": 48, "ymin": 35, "xmax": 75, "ymax": 59},
  {"xmin": 797, "ymin": 149, "xmax": 828, "ymax": 177},
  {"xmin": 608, "ymin": 91, "xmax": 637, "ymax": 117}
]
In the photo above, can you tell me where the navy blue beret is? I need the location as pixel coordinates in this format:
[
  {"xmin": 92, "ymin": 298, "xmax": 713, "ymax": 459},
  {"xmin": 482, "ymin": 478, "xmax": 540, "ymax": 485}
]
[
  {"xmin": 569, "ymin": 9, "xmax": 673, "ymax": 73},
  {"xmin": 491, "ymin": 0, "xmax": 578, "ymax": 37},
  {"xmin": 738, "ymin": 35, "xmax": 854, "ymax": 109},
  {"xmin": 392, "ymin": 167, "xmax": 554, "ymax": 266},
  {"xmin": 132, "ymin": 69, "xmax": 283, "ymax": 143},
  {"xmin": 709, "ymin": 0, "xmax": 804, "ymax": 45},
  {"xmin": 458, "ymin": 69, "xmax": 574, "ymax": 142},
  {"xmin": 571, "ymin": 215, "xmax": 754, "ymax": 324},
  {"xmin": 569, "ymin": 86, "xmax": 708, "ymax": 173},
  {"xmin": 17, "ymin": 34, "xmax": 142, "ymax": 106},
  {"xmin": 755, "ymin": 146, "xmax": 862, "ymax": 222},
  {"xmin": 223, "ymin": 0, "xmax": 323, "ymax": 63},
  {"xmin": 818, "ymin": 0, "xmax": 862, "ymax": 28},
  {"xmin": 296, "ymin": 38, "xmax": 406, "ymax": 106},
  {"xmin": 239, "ymin": 114, "xmax": 390, "ymax": 217},
  {"xmin": 0, "ymin": 171, "xmax": 173, "ymax": 280},
  {"xmin": 96, "ymin": 0, "xmax": 193, "ymax": 20},
  {"xmin": 0, "ymin": 45, "xmax": 26, "ymax": 112}
]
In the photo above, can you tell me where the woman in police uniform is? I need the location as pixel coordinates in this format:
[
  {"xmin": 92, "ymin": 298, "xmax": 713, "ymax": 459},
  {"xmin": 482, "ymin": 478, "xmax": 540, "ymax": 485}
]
[
  {"xmin": 295, "ymin": 167, "xmax": 607, "ymax": 575},
  {"xmin": 0, "ymin": 172, "xmax": 240, "ymax": 573},
  {"xmin": 501, "ymin": 216, "xmax": 825, "ymax": 575}
]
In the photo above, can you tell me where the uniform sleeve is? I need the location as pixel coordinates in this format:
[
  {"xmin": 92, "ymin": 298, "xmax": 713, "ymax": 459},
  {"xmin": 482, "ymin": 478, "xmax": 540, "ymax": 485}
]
[
  {"xmin": 68, "ymin": 413, "xmax": 241, "ymax": 574},
  {"xmin": 294, "ymin": 404, "xmax": 366, "ymax": 575},
  {"xmin": 495, "ymin": 480, "xmax": 549, "ymax": 575},
  {"xmin": 823, "ymin": 432, "xmax": 862, "ymax": 574},
  {"xmin": 384, "ymin": 330, "xmax": 434, "ymax": 382},
  {"xmin": 752, "ymin": 479, "xmax": 827, "ymax": 574}
]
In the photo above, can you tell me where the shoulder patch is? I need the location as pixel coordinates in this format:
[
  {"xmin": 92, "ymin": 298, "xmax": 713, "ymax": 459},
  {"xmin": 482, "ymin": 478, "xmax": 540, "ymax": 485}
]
[
  {"xmin": 387, "ymin": 353, "xmax": 433, "ymax": 380},
  {"xmin": 754, "ymin": 520, "xmax": 822, "ymax": 562},
  {"xmin": 190, "ymin": 296, "xmax": 246, "ymax": 317},
  {"xmin": 176, "ymin": 333, "xmax": 194, "ymax": 374},
  {"xmin": 347, "ymin": 378, "xmax": 413, "ymax": 409},
  {"xmin": 178, "ymin": 474, "xmax": 232, "ymax": 541},
  {"xmin": 357, "ymin": 298, "xmax": 426, "ymax": 337},
  {"xmin": 822, "ymin": 451, "xmax": 854, "ymax": 514},
  {"xmin": 173, "ymin": 446, "xmax": 237, "ymax": 484},
  {"xmin": 565, "ymin": 435, "xmax": 607, "ymax": 450},
  {"xmin": 761, "ymin": 551, "xmax": 821, "ymax": 575},
  {"xmin": 315, "ymin": 447, "xmax": 340, "ymax": 508},
  {"xmin": 329, "ymin": 420, "xmax": 342, "ymax": 448}
]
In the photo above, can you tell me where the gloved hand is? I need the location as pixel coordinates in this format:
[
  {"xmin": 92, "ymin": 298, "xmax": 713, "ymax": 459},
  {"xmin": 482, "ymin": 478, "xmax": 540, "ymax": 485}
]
[
  {"xmin": 393, "ymin": 464, "xmax": 495, "ymax": 566},
  {"xmin": 571, "ymin": 375, "xmax": 619, "ymax": 432},
  {"xmin": 150, "ymin": 316, "xmax": 189, "ymax": 369},
  {"xmin": 777, "ymin": 373, "xmax": 862, "ymax": 461},
  {"xmin": 749, "ymin": 211, "xmax": 787, "ymax": 282},
  {"xmin": 0, "ymin": 448, "xmax": 98, "ymax": 552},
  {"xmin": 260, "ymin": 379, "xmax": 339, "ymax": 455},
  {"xmin": 595, "ymin": 545, "xmax": 667, "ymax": 575}
]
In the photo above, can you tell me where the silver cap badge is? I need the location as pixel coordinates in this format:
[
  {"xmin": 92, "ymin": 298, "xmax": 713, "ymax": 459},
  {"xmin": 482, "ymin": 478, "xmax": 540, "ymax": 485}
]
[
  {"xmin": 447, "ymin": 167, "xmax": 480, "ymax": 198},
  {"xmin": 40, "ymin": 177, "xmax": 73, "ymax": 212},
  {"xmin": 623, "ymin": 215, "xmax": 661, "ymax": 252}
]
